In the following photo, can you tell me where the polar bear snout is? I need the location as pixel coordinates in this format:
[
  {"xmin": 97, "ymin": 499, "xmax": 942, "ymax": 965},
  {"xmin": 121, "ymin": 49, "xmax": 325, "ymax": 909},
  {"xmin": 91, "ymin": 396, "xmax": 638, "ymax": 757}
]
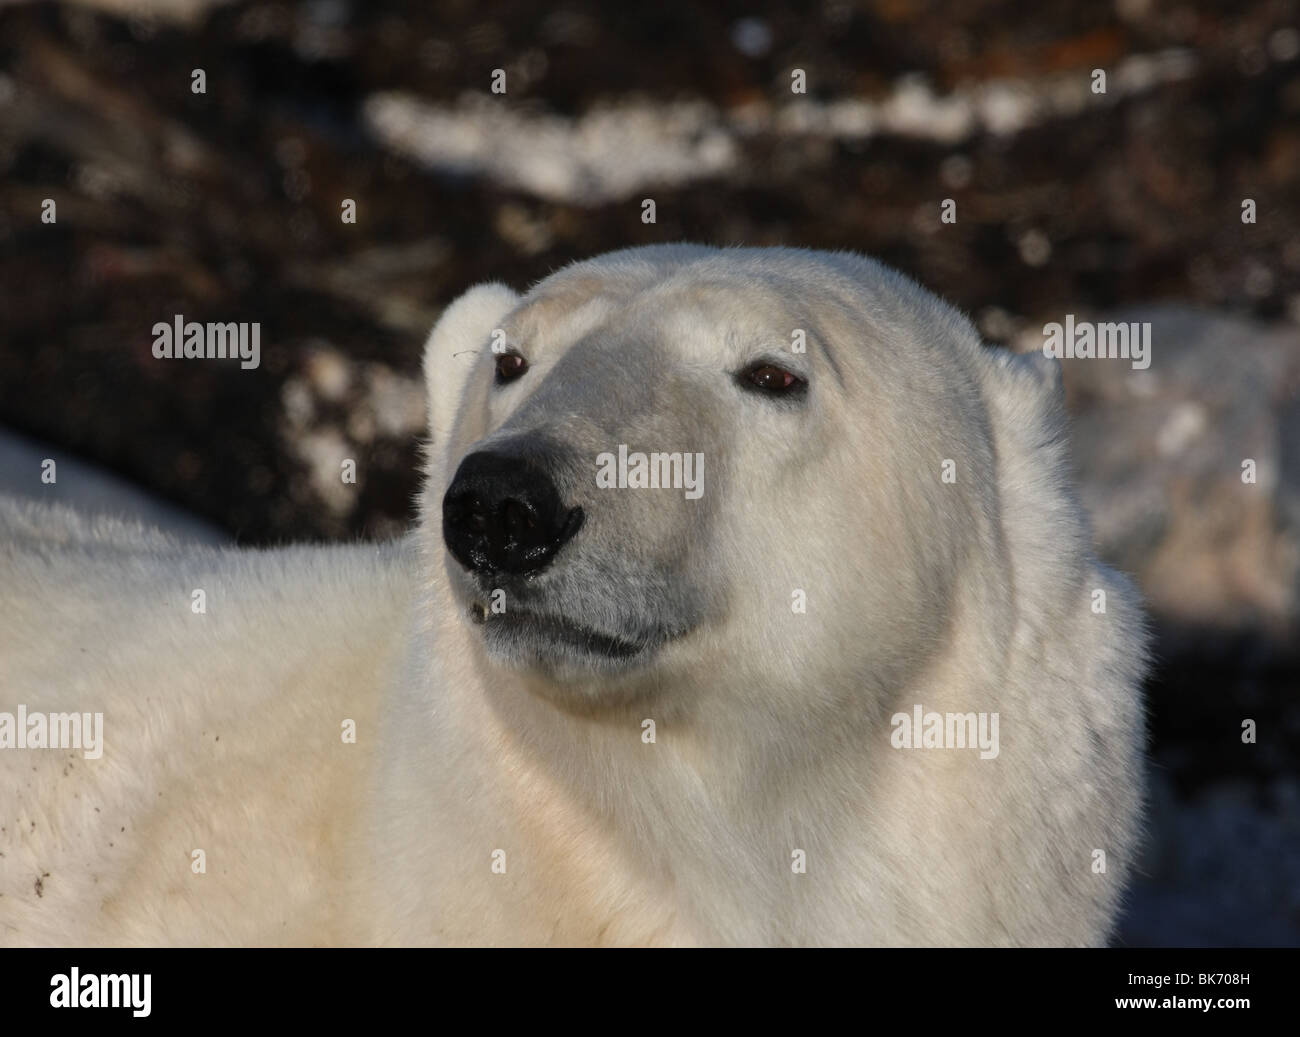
[{"xmin": 442, "ymin": 450, "xmax": 585, "ymax": 577}]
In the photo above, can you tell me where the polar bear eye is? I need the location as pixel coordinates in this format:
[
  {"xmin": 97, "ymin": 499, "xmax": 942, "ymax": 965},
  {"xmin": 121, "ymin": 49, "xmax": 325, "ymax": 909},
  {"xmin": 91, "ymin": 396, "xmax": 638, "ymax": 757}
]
[
  {"xmin": 494, "ymin": 351, "xmax": 528, "ymax": 384},
  {"xmin": 740, "ymin": 362, "xmax": 805, "ymax": 396}
]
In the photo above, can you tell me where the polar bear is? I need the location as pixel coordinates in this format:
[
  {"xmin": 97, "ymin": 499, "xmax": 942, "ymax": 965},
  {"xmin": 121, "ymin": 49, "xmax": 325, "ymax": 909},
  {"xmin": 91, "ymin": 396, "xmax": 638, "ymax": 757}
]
[{"xmin": 0, "ymin": 245, "xmax": 1147, "ymax": 946}]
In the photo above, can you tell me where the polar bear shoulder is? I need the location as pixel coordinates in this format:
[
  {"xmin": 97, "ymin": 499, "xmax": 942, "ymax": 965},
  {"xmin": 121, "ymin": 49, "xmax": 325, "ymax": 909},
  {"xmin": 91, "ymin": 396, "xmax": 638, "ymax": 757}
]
[{"xmin": 0, "ymin": 495, "xmax": 416, "ymax": 945}]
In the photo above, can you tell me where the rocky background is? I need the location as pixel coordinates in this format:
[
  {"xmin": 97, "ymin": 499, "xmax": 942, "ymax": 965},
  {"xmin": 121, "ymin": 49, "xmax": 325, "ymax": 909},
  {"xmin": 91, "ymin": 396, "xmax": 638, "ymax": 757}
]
[{"xmin": 1, "ymin": 0, "xmax": 1297, "ymax": 945}]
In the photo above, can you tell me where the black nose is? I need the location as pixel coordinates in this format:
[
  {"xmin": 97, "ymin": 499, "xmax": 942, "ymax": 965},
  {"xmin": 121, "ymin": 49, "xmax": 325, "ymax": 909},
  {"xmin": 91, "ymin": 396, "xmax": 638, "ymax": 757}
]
[{"xmin": 442, "ymin": 451, "xmax": 585, "ymax": 576}]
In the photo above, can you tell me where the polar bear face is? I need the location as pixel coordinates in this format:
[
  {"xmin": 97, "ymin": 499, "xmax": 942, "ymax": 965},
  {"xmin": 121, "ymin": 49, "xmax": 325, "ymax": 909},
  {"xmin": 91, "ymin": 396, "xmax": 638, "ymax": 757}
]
[{"xmin": 423, "ymin": 245, "xmax": 1004, "ymax": 708}]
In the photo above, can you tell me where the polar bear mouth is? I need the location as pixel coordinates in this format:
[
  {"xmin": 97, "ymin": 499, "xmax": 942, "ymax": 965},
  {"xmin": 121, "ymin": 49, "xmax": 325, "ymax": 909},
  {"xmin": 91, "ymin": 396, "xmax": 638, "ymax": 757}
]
[{"xmin": 472, "ymin": 604, "xmax": 655, "ymax": 660}]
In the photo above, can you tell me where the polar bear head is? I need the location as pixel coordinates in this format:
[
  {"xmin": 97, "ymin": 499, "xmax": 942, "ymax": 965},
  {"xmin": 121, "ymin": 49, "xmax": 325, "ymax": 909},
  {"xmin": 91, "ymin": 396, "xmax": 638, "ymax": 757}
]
[
  {"xmin": 403, "ymin": 245, "xmax": 1145, "ymax": 946},
  {"xmin": 420, "ymin": 245, "xmax": 1061, "ymax": 712}
]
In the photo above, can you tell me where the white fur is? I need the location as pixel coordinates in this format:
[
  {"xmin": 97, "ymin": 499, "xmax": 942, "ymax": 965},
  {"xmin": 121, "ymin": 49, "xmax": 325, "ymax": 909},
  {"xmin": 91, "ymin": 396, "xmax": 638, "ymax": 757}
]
[{"xmin": 0, "ymin": 246, "xmax": 1147, "ymax": 946}]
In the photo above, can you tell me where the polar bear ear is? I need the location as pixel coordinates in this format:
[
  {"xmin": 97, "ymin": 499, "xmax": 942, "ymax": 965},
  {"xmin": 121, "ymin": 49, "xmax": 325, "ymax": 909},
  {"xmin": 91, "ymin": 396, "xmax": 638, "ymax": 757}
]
[
  {"xmin": 422, "ymin": 281, "xmax": 520, "ymax": 442},
  {"xmin": 989, "ymin": 347, "xmax": 1065, "ymax": 410},
  {"xmin": 1012, "ymin": 348, "xmax": 1064, "ymax": 398}
]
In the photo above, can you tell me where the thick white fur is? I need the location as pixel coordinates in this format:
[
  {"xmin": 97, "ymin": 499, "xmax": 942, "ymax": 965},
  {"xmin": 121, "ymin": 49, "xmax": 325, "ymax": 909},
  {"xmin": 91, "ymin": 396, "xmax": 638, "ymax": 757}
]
[{"xmin": 0, "ymin": 246, "xmax": 1146, "ymax": 946}]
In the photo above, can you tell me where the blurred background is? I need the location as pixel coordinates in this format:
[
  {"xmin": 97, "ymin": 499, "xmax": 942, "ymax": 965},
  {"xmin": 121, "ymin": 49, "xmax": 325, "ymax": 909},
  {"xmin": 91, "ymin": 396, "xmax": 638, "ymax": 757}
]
[{"xmin": 1, "ymin": 0, "xmax": 1298, "ymax": 945}]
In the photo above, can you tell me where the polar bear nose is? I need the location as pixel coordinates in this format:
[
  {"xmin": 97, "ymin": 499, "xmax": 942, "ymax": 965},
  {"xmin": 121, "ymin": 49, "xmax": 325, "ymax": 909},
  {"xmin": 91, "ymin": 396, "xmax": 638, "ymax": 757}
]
[{"xmin": 442, "ymin": 451, "xmax": 585, "ymax": 576}]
